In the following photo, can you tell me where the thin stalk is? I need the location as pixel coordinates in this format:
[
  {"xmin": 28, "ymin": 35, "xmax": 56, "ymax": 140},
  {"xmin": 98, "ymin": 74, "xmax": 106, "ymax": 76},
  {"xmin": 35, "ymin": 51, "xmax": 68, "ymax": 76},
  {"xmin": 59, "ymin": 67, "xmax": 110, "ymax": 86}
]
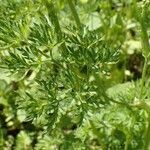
[
  {"xmin": 43, "ymin": 0, "xmax": 63, "ymax": 42},
  {"xmin": 0, "ymin": 127, "xmax": 4, "ymax": 150},
  {"xmin": 143, "ymin": 114, "xmax": 150, "ymax": 150},
  {"xmin": 124, "ymin": 139, "xmax": 129, "ymax": 150},
  {"xmin": 139, "ymin": 58, "xmax": 148, "ymax": 99},
  {"xmin": 43, "ymin": 0, "xmax": 66, "ymax": 54},
  {"xmin": 139, "ymin": 2, "xmax": 150, "ymax": 149},
  {"xmin": 67, "ymin": 0, "xmax": 81, "ymax": 29},
  {"xmin": 141, "ymin": 22, "xmax": 150, "ymax": 57}
]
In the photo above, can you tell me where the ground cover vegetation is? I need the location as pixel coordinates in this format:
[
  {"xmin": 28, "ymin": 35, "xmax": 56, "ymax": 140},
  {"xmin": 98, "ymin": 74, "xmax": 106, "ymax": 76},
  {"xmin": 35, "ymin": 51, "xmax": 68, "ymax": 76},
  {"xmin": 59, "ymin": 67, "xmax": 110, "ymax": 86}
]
[{"xmin": 0, "ymin": 0, "xmax": 150, "ymax": 149}]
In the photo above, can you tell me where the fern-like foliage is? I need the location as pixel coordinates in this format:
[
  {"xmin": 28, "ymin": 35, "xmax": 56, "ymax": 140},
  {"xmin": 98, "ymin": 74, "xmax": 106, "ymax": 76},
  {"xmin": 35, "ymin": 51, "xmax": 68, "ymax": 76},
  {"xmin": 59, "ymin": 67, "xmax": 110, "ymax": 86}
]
[{"xmin": 0, "ymin": 0, "xmax": 150, "ymax": 149}]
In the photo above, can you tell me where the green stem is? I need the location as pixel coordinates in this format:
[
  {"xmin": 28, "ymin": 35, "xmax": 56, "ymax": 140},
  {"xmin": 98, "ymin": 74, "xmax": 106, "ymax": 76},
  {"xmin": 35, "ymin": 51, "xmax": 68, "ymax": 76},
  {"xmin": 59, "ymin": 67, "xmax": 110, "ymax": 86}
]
[
  {"xmin": 43, "ymin": 0, "xmax": 63, "ymax": 42},
  {"xmin": 139, "ymin": 2, "xmax": 150, "ymax": 149},
  {"xmin": 43, "ymin": 0, "xmax": 66, "ymax": 54},
  {"xmin": 144, "ymin": 115, "xmax": 150, "ymax": 150},
  {"xmin": 141, "ymin": 26, "xmax": 150, "ymax": 59},
  {"xmin": 139, "ymin": 58, "xmax": 148, "ymax": 99},
  {"xmin": 67, "ymin": 0, "xmax": 81, "ymax": 29},
  {"xmin": 140, "ymin": 2, "xmax": 150, "ymax": 57},
  {"xmin": 124, "ymin": 139, "xmax": 129, "ymax": 150},
  {"xmin": 0, "ymin": 124, "xmax": 4, "ymax": 150}
]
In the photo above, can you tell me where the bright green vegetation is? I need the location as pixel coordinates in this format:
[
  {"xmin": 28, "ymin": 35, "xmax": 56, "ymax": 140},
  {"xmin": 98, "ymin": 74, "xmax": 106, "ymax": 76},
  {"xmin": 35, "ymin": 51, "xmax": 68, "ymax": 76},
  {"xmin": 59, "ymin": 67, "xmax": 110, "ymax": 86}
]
[{"xmin": 0, "ymin": 0, "xmax": 150, "ymax": 149}]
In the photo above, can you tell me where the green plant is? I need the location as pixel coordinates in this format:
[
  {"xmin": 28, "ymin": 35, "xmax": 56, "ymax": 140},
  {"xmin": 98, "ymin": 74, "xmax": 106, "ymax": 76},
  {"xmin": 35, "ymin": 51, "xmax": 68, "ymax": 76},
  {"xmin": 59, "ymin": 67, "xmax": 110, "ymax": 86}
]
[{"xmin": 0, "ymin": 0, "xmax": 150, "ymax": 149}]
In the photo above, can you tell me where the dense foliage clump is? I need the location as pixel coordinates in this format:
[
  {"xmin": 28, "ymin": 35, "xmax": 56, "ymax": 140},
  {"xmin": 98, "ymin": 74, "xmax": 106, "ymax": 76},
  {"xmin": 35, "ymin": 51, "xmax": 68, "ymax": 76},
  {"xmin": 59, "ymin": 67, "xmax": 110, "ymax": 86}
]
[{"xmin": 0, "ymin": 0, "xmax": 150, "ymax": 149}]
